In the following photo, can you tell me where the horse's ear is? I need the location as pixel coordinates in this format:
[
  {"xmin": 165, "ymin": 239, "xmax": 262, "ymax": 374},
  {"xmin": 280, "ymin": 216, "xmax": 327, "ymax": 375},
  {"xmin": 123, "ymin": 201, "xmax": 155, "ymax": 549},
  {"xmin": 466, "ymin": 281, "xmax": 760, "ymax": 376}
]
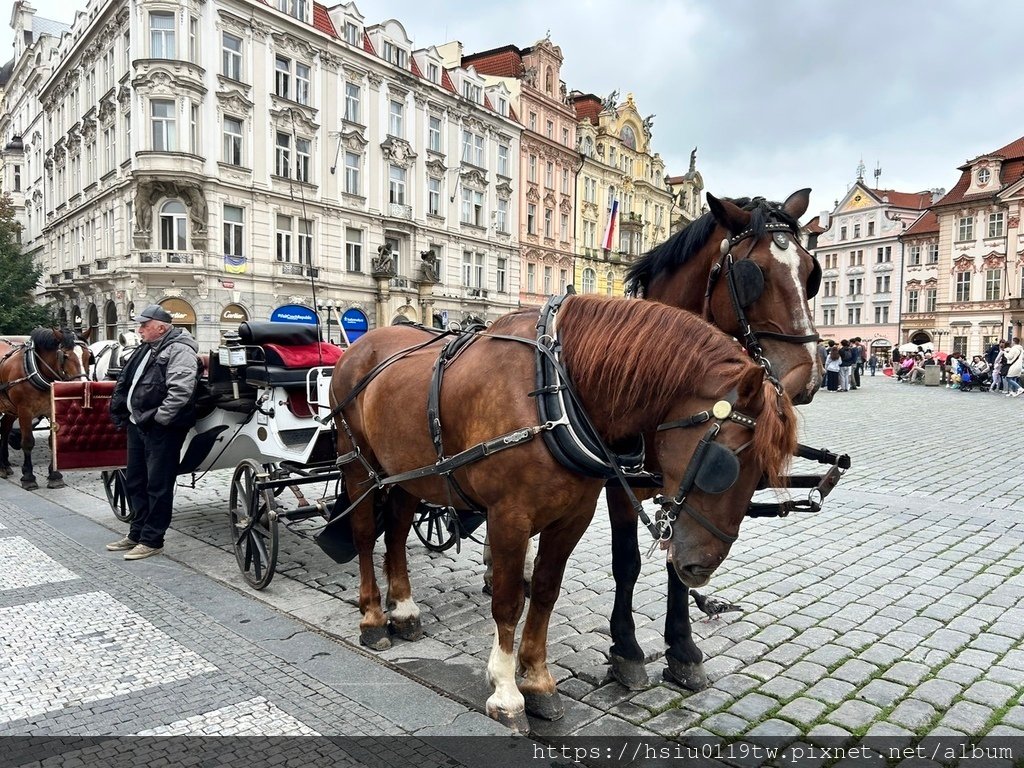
[
  {"xmin": 782, "ymin": 188, "xmax": 811, "ymax": 220},
  {"xmin": 706, "ymin": 192, "xmax": 751, "ymax": 234}
]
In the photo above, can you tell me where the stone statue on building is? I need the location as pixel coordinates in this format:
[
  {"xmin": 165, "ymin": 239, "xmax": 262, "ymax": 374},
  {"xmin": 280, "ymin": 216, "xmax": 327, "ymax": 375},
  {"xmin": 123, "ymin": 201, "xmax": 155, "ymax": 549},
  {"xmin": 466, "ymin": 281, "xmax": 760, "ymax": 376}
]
[
  {"xmin": 602, "ymin": 90, "xmax": 619, "ymax": 114},
  {"xmin": 689, "ymin": 147, "xmax": 698, "ymax": 173},
  {"xmin": 419, "ymin": 250, "xmax": 439, "ymax": 283},
  {"xmin": 372, "ymin": 243, "xmax": 396, "ymax": 276},
  {"xmin": 642, "ymin": 114, "xmax": 655, "ymax": 137}
]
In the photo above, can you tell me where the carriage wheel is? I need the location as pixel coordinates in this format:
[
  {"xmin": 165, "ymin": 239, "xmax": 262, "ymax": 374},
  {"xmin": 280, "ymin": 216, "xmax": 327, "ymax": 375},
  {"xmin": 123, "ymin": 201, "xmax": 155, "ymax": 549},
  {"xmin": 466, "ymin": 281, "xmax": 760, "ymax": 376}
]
[
  {"xmin": 413, "ymin": 503, "xmax": 458, "ymax": 552},
  {"xmin": 228, "ymin": 459, "xmax": 279, "ymax": 590},
  {"xmin": 102, "ymin": 469, "xmax": 135, "ymax": 523}
]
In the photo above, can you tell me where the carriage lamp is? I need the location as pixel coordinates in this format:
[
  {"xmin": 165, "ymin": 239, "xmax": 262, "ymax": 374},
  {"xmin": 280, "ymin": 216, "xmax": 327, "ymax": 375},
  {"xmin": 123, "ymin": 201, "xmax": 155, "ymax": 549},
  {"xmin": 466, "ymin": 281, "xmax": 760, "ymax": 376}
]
[{"xmin": 218, "ymin": 332, "xmax": 247, "ymax": 399}]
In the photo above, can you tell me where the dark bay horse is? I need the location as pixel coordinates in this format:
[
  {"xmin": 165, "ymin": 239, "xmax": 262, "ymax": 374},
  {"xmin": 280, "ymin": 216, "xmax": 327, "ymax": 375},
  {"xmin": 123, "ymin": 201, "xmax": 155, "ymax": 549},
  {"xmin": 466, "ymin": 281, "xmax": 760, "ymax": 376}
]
[
  {"xmin": 606, "ymin": 188, "xmax": 822, "ymax": 691},
  {"xmin": 330, "ymin": 295, "xmax": 797, "ymax": 733},
  {"xmin": 0, "ymin": 328, "xmax": 91, "ymax": 489}
]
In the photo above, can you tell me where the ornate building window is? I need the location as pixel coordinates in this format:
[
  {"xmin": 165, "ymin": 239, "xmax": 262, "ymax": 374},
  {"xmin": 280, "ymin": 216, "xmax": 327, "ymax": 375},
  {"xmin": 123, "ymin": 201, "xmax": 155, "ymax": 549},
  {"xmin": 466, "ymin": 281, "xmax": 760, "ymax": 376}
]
[
  {"xmin": 149, "ymin": 12, "xmax": 176, "ymax": 59},
  {"xmin": 159, "ymin": 201, "xmax": 187, "ymax": 251},
  {"xmin": 223, "ymin": 116, "xmax": 243, "ymax": 165},
  {"xmin": 581, "ymin": 268, "xmax": 596, "ymax": 294},
  {"xmin": 222, "ymin": 33, "xmax": 243, "ymax": 80},
  {"xmin": 344, "ymin": 151, "xmax": 361, "ymax": 195},
  {"xmin": 150, "ymin": 100, "xmax": 176, "ymax": 151}
]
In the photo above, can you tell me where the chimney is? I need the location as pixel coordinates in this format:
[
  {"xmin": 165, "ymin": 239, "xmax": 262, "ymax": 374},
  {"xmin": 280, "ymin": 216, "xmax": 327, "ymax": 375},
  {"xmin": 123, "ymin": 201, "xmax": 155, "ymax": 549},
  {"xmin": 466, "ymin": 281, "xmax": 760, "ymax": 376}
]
[{"xmin": 930, "ymin": 187, "xmax": 946, "ymax": 204}]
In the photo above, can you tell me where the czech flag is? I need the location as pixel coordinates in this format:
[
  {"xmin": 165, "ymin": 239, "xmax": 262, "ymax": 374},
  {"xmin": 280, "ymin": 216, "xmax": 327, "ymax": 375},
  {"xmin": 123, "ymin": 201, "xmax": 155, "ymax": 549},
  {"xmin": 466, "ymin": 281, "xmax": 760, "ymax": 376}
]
[{"xmin": 602, "ymin": 197, "xmax": 619, "ymax": 251}]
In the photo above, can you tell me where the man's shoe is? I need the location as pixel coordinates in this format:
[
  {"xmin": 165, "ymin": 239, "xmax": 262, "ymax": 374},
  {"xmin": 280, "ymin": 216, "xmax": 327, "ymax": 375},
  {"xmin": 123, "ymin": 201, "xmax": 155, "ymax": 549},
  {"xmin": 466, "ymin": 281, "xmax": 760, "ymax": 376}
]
[
  {"xmin": 106, "ymin": 536, "xmax": 137, "ymax": 552},
  {"xmin": 124, "ymin": 544, "xmax": 163, "ymax": 560}
]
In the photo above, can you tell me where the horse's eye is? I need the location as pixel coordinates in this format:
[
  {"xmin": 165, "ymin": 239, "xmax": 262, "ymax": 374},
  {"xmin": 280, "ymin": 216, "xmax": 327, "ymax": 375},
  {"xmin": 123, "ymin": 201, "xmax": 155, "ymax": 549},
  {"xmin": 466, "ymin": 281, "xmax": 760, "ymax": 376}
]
[{"xmin": 772, "ymin": 232, "xmax": 789, "ymax": 250}]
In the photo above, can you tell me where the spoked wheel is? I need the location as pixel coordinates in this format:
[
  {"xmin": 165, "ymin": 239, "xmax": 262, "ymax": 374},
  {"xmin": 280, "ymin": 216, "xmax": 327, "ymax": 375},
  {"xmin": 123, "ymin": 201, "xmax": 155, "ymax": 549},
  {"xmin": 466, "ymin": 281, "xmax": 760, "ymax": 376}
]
[
  {"xmin": 228, "ymin": 459, "xmax": 279, "ymax": 590},
  {"xmin": 413, "ymin": 503, "xmax": 458, "ymax": 552},
  {"xmin": 102, "ymin": 469, "xmax": 135, "ymax": 523}
]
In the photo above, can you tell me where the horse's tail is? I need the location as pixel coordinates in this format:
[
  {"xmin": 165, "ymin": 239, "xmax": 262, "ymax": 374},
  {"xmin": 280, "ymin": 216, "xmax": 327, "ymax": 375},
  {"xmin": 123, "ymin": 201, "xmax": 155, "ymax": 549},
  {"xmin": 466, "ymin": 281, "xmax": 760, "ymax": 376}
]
[{"xmin": 751, "ymin": 379, "xmax": 797, "ymax": 488}]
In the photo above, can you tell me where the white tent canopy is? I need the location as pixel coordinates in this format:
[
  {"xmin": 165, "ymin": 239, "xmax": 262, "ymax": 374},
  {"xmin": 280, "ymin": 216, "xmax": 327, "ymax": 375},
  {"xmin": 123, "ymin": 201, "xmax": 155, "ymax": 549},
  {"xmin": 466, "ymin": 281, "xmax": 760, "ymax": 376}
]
[{"xmin": 898, "ymin": 342, "xmax": 933, "ymax": 353}]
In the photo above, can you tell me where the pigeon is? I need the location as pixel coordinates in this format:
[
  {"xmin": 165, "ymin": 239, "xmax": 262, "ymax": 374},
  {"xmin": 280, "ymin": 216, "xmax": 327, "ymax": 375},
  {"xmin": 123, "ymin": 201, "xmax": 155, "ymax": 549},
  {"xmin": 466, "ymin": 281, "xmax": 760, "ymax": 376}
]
[{"xmin": 691, "ymin": 590, "xmax": 744, "ymax": 621}]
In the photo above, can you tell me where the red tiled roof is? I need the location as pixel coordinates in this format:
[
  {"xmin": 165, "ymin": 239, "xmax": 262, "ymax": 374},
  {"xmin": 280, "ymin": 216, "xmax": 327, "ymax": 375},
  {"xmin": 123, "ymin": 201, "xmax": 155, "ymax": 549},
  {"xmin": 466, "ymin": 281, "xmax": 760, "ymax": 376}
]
[
  {"xmin": 462, "ymin": 46, "xmax": 523, "ymax": 78},
  {"xmin": 410, "ymin": 56, "xmax": 423, "ymax": 78},
  {"xmin": 804, "ymin": 216, "xmax": 824, "ymax": 234},
  {"xmin": 936, "ymin": 134, "xmax": 1024, "ymax": 208},
  {"xmin": 572, "ymin": 93, "xmax": 601, "ymax": 124},
  {"xmin": 440, "ymin": 68, "xmax": 456, "ymax": 94},
  {"xmin": 363, "ymin": 31, "xmax": 376, "ymax": 56},
  {"xmin": 312, "ymin": 3, "xmax": 337, "ymax": 37},
  {"xmin": 483, "ymin": 94, "xmax": 493, "ymax": 111},
  {"xmin": 903, "ymin": 209, "xmax": 938, "ymax": 236},
  {"xmin": 870, "ymin": 189, "xmax": 933, "ymax": 209}
]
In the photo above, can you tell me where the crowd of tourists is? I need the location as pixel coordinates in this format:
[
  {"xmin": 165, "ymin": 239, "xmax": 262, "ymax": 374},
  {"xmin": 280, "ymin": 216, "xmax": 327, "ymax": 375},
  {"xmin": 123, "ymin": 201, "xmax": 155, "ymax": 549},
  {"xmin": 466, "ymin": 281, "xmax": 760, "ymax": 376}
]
[{"xmin": 820, "ymin": 337, "xmax": 1024, "ymax": 395}]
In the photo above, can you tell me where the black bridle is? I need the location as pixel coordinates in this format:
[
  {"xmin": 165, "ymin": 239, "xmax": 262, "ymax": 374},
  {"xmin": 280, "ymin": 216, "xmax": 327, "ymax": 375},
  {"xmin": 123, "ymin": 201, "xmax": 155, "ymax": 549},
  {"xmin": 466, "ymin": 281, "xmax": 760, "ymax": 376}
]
[
  {"xmin": 704, "ymin": 223, "xmax": 821, "ymax": 387},
  {"xmin": 649, "ymin": 395, "xmax": 758, "ymax": 547}
]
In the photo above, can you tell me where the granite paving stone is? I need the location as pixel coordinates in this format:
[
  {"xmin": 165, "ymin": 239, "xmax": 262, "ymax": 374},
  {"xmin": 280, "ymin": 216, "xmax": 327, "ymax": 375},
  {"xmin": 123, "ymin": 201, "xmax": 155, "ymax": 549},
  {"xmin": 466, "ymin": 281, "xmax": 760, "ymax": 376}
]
[{"xmin": 5, "ymin": 376, "xmax": 1024, "ymax": 744}]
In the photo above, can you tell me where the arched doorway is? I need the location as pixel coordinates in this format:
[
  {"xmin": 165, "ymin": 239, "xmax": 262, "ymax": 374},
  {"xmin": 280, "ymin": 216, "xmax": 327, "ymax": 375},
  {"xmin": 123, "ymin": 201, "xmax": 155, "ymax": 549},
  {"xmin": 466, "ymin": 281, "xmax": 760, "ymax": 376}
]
[
  {"xmin": 57, "ymin": 307, "xmax": 68, "ymax": 327},
  {"xmin": 87, "ymin": 303, "xmax": 99, "ymax": 333},
  {"xmin": 104, "ymin": 301, "xmax": 118, "ymax": 340},
  {"xmin": 158, "ymin": 297, "xmax": 197, "ymax": 334},
  {"xmin": 220, "ymin": 303, "xmax": 249, "ymax": 337},
  {"xmin": 71, "ymin": 305, "xmax": 83, "ymax": 330},
  {"xmin": 392, "ymin": 305, "xmax": 418, "ymax": 324}
]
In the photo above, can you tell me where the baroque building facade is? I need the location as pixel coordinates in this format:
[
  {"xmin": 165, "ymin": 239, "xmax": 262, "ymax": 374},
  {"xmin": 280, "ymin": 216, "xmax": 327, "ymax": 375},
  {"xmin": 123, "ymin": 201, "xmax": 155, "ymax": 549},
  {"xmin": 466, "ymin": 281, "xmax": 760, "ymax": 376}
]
[
  {"xmin": 456, "ymin": 37, "xmax": 578, "ymax": 307},
  {"xmin": 811, "ymin": 174, "xmax": 935, "ymax": 359},
  {"xmin": 3, "ymin": 0, "xmax": 522, "ymax": 348},
  {"xmin": 0, "ymin": 3, "xmax": 70, "ymax": 261},
  {"xmin": 914, "ymin": 136, "xmax": 1024, "ymax": 357},
  {"xmin": 570, "ymin": 91, "xmax": 671, "ymax": 295}
]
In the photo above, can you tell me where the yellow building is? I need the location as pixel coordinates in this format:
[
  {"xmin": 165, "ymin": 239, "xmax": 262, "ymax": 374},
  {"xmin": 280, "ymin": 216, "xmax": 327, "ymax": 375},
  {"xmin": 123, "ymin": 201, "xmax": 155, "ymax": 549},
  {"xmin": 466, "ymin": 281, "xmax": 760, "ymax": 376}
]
[{"xmin": 570, "ymin": 92, "xmax": 672, "ymax": 295}]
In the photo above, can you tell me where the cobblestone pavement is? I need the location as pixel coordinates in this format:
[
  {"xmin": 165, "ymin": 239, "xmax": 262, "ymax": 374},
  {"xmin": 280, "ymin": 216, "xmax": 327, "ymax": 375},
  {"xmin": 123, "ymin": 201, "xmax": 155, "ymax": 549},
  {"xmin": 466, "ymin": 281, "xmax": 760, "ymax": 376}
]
[
  {"xmin": 0, "ymin": 479, "xmax": 524, "ymax": 766},
  {"xmin": 6, "ymin": 373, "xmax": 1024, "ymax": 751}
]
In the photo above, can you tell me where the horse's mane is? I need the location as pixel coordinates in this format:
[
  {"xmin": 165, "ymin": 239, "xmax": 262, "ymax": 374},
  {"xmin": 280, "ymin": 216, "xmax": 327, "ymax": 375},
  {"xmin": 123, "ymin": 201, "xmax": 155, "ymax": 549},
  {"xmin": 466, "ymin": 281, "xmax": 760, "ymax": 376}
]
[
  {"xmin": 30, "ymin": 327, "xmax": 76, "ymax": 351},
  {"xmin": 625, "ymin": 197, "xmax": 801, "ymax": 295},
  {"xmin": 557, "ymin": 296, "xmax": 749, "ymax": 417},
  {"xmin": 556, "ymin": 295, "xmax": 795, "ymax": 483}
]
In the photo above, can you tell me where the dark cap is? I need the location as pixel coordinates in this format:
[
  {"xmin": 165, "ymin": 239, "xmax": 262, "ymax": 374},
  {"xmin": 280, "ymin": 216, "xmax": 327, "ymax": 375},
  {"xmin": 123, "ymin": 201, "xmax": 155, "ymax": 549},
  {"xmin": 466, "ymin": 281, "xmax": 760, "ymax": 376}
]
[{"xmin": 137, "ymin": 304, "xmax": 173, "ymax": 324}]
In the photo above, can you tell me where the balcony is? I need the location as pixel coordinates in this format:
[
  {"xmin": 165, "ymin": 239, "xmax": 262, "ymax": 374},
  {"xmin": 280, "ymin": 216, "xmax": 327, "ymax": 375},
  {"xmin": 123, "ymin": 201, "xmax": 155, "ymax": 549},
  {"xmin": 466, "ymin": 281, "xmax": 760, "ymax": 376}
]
[
  {"xmin": 389, "ymin": 276, "xmax": 411, "ymax": 289},
  {"xmin": 277, "ymin": 262, "xmax": 306, "ymax": 278},
  {"xmin": 387, "ymin": 203, "xmax": 413, "ymax": 220},
  {"xmin": 132, "ymin": 250, "xmax": 205, "ymax": 268},
  {"xmin": 464, "ymin": 286, "xmax": 489, "ymax": 300}
]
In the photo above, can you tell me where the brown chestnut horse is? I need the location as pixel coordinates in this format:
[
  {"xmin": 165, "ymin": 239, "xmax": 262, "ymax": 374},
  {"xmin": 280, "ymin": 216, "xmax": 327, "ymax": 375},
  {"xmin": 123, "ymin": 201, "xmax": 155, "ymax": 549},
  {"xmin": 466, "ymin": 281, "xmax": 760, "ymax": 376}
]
[
  {"xmin": 330, "ymin": 295, "xmax": 797, "ymax": 733},
  {"xmin": 0, "ymin": 328, "xmax": 92, "ymax": 489},
  {"xmin": 605, "ymin": 189, "xmax": 822, "ymax": 691}
]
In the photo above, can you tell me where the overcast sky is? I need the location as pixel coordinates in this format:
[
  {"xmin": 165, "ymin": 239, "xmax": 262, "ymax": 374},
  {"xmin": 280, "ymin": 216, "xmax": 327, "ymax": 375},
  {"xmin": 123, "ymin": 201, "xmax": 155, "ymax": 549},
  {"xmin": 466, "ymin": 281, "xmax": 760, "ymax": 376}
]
[{"xmin": 5, "ymin": 0, "xmax": 1022, "ymax": 219}]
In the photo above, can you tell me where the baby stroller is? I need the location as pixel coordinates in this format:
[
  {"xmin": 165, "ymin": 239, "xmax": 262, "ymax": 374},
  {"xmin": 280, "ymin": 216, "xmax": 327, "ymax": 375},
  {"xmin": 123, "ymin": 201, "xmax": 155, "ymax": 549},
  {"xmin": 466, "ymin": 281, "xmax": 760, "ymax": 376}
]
[{"xmin": 959, "ymin": 366, "xmax": 991, "ymax": 392}]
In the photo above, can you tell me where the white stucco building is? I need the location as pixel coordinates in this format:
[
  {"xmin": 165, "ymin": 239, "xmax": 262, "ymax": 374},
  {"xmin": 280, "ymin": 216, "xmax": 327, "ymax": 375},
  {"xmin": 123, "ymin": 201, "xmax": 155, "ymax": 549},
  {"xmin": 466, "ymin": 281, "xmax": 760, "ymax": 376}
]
[{"xmin": 2, "ymin": 0, "xmax": 522, "ymax": 347}]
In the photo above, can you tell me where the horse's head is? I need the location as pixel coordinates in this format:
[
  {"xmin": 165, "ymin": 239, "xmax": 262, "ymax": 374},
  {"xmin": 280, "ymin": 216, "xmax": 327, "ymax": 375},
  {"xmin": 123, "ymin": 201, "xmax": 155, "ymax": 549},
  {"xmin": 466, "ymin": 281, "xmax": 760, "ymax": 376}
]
[
  {"xmin": 704, "ymin": 189, "xmax": 821, "ymax": 404},
  {"xmin": 42, "ymin": 328, "xmax": 91, "ymax": 382},
  {"xmin": 655, "ymin": 363, "xmax": 798, "ymax": 588},
  {"xmin": 628, "ymin": 189, "xmax": 822, "ymax": 405}
]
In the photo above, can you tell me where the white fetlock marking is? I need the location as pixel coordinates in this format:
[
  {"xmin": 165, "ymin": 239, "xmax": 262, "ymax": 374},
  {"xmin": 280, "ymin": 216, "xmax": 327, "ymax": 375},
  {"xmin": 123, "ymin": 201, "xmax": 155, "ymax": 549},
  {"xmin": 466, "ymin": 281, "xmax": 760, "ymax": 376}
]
[
  {"xmin": 389, "ymin": 597, "xmax": 419, "ymax": 623},
  {"xmin": 485, "ymin": 622, "xmax": 524, "ymax": 716}
]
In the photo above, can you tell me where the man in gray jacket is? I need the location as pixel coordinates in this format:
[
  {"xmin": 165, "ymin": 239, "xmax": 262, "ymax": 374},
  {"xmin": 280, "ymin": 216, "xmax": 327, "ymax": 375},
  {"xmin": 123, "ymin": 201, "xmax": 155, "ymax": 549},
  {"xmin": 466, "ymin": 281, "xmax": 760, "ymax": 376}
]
[{"xmin": 106, "ymin": 305, "xmax": 201, "ymax": 560}]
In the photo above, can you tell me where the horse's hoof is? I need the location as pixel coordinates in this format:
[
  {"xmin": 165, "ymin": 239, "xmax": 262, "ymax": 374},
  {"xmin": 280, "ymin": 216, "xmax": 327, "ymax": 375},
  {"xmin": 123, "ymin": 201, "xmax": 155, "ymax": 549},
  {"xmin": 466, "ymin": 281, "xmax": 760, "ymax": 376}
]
[
  {"xmin": 47, "ymin": 479, "xmax": 65, "ymax": 489},
  {"xmin": 609, "ymin": 653, "xmax": 651, "ymax": 690},
  {"xmin": 21, "ymin": 479, "xmax": 38, "ymax": 491},
  {"xmin": 389, "ymin": 615, "xmax": 423, "ymax": 642},
  {"xmin": 663, "ymin": 657, "xmax": 709, "ymax": 691},
  {"xmin": 522, "ymin": 690, "xmax": 563, "ymax": 721},
  {"xmin": 488, "ymin": 705, "xmax": 530, "ymax": 735},
  {"xmin": 360, "ymin": 626, "xmax": 392, "ymax": 651}
]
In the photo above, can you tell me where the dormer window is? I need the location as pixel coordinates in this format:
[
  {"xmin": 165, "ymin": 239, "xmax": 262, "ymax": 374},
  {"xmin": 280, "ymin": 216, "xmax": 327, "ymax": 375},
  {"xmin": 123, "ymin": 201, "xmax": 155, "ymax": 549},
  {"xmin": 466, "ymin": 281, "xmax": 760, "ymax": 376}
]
[
  {"xmin": 277, "ymin": 0, "xmax": 307, "ymax": 21},
  {"xmin": 462, "ymin": 82, "xmax": 481, "ymax": 103},
  {"xmin": 344, "ymin": 22, "xmax": 360, "ymax": 45},
  {"xmin": 978, "ymin": 168, "xmax": 991, "ymax": 185},
  {"xmin": 497, "ymin": 96, "xmax": 507, "ymax": 116},
  {"xmin": 427, "ymin": 63, "xmax": 440, "ymax": 84},
  {"xmin": 382, "ymin": 40, "xmax": 406, "ymax": 68}
]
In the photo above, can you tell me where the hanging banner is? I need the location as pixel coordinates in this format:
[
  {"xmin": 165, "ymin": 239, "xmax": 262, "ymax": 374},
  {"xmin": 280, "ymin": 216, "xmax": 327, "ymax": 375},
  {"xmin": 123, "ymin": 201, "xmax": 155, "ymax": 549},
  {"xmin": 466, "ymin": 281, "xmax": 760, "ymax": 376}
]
[{"xmin": 270, "ymin": 304, "xmax": 318, "ymax": 325}]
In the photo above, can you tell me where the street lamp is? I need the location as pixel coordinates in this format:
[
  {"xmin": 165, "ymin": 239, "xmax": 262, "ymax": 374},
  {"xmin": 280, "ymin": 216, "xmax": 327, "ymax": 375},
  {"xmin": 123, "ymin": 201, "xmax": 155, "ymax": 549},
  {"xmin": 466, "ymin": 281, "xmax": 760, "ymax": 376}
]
[{"xmin": 317, "ymin": 299, "xmax": 337, "ymax": 344}]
